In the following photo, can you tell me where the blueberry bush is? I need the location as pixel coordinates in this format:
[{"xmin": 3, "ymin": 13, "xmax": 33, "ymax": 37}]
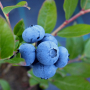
[{"xmin": 0, "ymin": 0, "xmax": 90, "ymax": 90}]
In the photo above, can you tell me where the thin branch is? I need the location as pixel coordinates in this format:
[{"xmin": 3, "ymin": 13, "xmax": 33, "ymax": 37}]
[
  {"xmin": 68, "ymin": 57, "xmax": 81, "ymax": 64},
  {"xmin": 9, "ymin": 50, "xmax": 19, "ymax": 59},
  {"xmin": 51, "ymin": 9, "xmax": 90, "ymax": 36},
  {"xmin": 0, "ymin": 1, "xmax": 11, "ymax": 28}
]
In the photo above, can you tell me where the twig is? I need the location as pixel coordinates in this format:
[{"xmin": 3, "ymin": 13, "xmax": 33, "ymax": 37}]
[
  {"xmin": 0, "ymin": 1, "xmax": 11, "ymax": 28},
  {"xmin": 68, "ymin": 57, "xmax": 81, "ymax": 64},
  {"xmin": 9, "ymin": 50, "xmax": 19, "ymax": 59},
  {"xmin": 51, "ymin": 9, "xmax": 90, "ymax": 36}
]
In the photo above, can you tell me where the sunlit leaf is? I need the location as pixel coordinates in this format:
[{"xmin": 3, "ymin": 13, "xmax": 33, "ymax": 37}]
[
  {"xmin": 38, "ymin": 0, "xmax": 57, "ymax": 33},
  {"xmin": 0, "ymin": 16, "xmax": 15, "ymax": 59},
  {"xmin": 0, "ymin": 79, "xmax": 10, "ymax": 90},
  {"xmin": 58, "ymin": 24, "xmax": 90, "ymax": 38},
  {"xmin": 14, "ymin": 19, "xmax": 25, "ymax": 36},
  {"xmin": 3, "ymin": 1, "xmax": 30, "ymax": 14},
  {"xmin": 81, "ymin": 0, "xmax": 90, "ymax": 10},
  {"xmin": 66, "ymin": 37, "xmax": 84, "ymax": 59},
  {"xmin": 63, "ymin": 0, "xmax": 78, "ymax": 20}
]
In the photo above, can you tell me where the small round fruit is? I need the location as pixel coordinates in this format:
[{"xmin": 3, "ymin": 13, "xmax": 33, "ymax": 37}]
[
  {"xmin": 37, "ymin": 33, "xmax": 58, "ymax": 45},
  {"xmin": 19, "ymin": 43, "xmax": 35, "ymax": 66},
  {"xmin": 33, "ymin": 62, "xmax": 57, "ymax": 79},
  {"xmin": 22, "ymin": 25, "xmax": 45, "ymax": 43},
  {"xmin": 31, "ymin": 58, "xmax": 39, "ymax": 67},
  {"xmin": 55, "ymin": 46, "xmax": 69, "ymax": 68},
  {"xmin": 36, "ymin": 41, "xmax": 59, "ymax": 65}
]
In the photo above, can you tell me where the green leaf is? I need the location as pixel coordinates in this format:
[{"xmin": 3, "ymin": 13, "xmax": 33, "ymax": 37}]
[
  {"xmin": 81, "ymin": 0, "xmax": 90, "ymax": 10},
  {"xmin": 15, "ymin": 52, "xmax": 21, "ymax": 58},
  {"xmin": 0, "ymin": 79, "xmax": 10, "ymax": 90},
  {"xmin": 28, "ymin": 70, "xmax": 48, "ymax": 87},
  {"xmin": 15, "ymin": 35, "xmax": 23, "ymax": 43},
  {"xmin": 58, "ymin": 24, "xmax": 90, "ymax": 38},
  {"xmin": 14, "ymin": 19, "xmax": 25, "ymax": 36},
  {"xmin": 28, "ymin": 70, "xmax": 41, "ymax": 86},
  {"xmin": 46, "ymin": 0, "xmax": 54, "ymax": 2},
  {"xmin": 66, "ymin": 37, "xmax": 84, "ymax": 59},
  {"xmin": 39, "ymin": 80, "xmax": 48, "ymax": 89},
  {"xmin": 56, "ymin": 69, "xmax": 67, "ymax": 77},
  {"xmin": 14, "ymin": 41, "xmax": 19, "ymax": 51},
  {"xmin": 29, "ymin": 78, "xmax": 39, "ymax": 86},
  {"xmin": 84, "ymin": 38, "xmax": 90, "ymax": 46},
  {"xmin": 18, "ymin": 36, "xmax": 23, "ymax": 43},
  {"xmin": 38, "ymin": 0, "xmax": 57, "ymax": 33},
  {"xmin": 63, "ymin": 62, "xmax": 90, "ymax": 78},
  {"xmin": 82, "ymin": 57, "xmax": 90, "ymax": 63},
  {"xmin": 3, "ymin": 1, "xmax": 30, "ymax": 14},
  {"xmin": 0, "ymin": 60, "xmax": 5, "ymax": 64},
  {"xmin": 51, "ymin": 75, "xmax": 90, "ymax": 90},
  {"xmin": 4, "ymin": 58, "xmax": 24, "ymax": 64},
  {"xmin": 0, "ymin": 16, "xmax": 15, "ymax": 59},
  {"xmin": 84, "ymin": 39, "xmax": 90, "ymax": 58},
  {"xmin": 50, "ymin": 72, "xmax": 63, "ymax": 80},
  {"xmin": 63, "ymin": 0, "xmax": 78, "ymax": 20}
]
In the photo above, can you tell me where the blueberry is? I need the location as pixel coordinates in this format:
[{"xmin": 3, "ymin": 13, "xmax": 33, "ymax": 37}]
[
  {"xmin": 37, "ymin": 33, "xmax": 58, "ymax": 45},
  {"xmin": 36, "ymin": 41, "xmax": 59, "ymax": 65},
  {"xmin": 31, "ymin": 57, "xmax": 39, "ymax": 67},
  {"xmin": 55, "ymin": 46, "xmax": 69, "ymax": 68},
  {"xmin": 68, "ymin": 54, "xmax": 70, "ymax": 57},
  {"xmin": 68, "ymin": 58, "xmax": 70, "ymax": 61},
  {"xmin": 22, "ymin": 25, "xmax": 45, "ymax": 43},
  {"xmin": 19, "ymin": 43, "xmax": 35, "ymax": 66},
  {"xmin": 33, "ymin": 62, "xmax": 57, "ymax": 79}
]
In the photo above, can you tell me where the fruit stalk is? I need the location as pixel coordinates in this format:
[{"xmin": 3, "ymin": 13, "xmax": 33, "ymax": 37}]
[{"xmin": 52, "ymin": 9, "xmax": 90, "ymax": 36}]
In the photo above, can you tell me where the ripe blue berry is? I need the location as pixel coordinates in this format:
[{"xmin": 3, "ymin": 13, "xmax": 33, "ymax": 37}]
[
  {"xmin": 22, "ymin": 25, "xmax": 45, "ymax": 43},
  {"xmin": 19, "ymin": 43, "xmax": 35, "ymax": 66},
  {"xmin": 36, "ymin": 41, "xmax": 59, "ymax": 65},
  {"xmin": 31, "ymin": 57, "xmax": 39, "ymax": 67},
  {"xmin": 55, "ymin": 46, "xmax": 69, "ymax": 68},
  {"xmin": 37, "ymin": 33, "xmax": 58, "ymax": 45},
  {"xmin": 33, "ymin": 62, "xmax": 57, "ymax": 79}
]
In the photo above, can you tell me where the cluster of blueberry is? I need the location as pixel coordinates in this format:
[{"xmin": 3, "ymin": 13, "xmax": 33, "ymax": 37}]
[{"xmin": 19, "ymin": 25, "xmax": 69, "ymax": 79}]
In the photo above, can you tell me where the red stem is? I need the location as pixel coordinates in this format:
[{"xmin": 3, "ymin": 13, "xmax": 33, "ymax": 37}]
[
  {"xmin": 68, "ymin": 58, "xmax": 81, "ymax": 64},
  {"xmin": 52, "ymin": 9, "xmax": 90, "ymax": 36},
  {"xmin": 0, "ymin": 1, "xmax": 3, "ymax": 9},
  {"xmin": 0, "ymin": 1, "xmax": 11, "ymax": 28}
]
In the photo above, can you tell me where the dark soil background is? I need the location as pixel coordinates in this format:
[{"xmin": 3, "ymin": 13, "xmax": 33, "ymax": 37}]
[{"xmin": 0, "ymin": 64, "xmax": 43, "ymax": 90}]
